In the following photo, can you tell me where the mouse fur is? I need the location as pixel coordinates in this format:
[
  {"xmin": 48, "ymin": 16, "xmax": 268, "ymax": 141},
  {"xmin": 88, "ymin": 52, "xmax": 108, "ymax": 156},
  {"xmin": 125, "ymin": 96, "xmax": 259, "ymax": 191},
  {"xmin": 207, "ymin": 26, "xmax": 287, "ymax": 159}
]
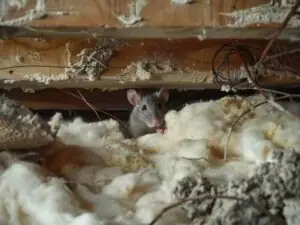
[{"xmin": 126, "ymin": 88, "xmax": 169, "ymax": 139}]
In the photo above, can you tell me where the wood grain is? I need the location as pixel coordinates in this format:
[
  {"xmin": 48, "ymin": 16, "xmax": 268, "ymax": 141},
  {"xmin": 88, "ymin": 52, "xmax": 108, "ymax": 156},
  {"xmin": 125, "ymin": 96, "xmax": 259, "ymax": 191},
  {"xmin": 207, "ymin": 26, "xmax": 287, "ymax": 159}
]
[
  {"xmin": 2, "ymin": 0, "xmax": 270, "ymax": 28},
  {"xmin": 0, "ymin": 88, "xmax": 131, "ymax": 110},
  {"xmin": 1, "ymin": 26, "xmax": 300, "ymax": 40},
  {"xmin": 1, "ymin": 1, "xmax": 299, "ymax": 39},
  {"xmin": 0, "ymin": 37, "xmax": 264, "ymax": 84},
  {"xmin": 3, "ymin": 82, "xmax": 300, "ymax": 111},
  {"xmin": 0, "ymin": 37, "xmax": 299, "ymax": 90}
]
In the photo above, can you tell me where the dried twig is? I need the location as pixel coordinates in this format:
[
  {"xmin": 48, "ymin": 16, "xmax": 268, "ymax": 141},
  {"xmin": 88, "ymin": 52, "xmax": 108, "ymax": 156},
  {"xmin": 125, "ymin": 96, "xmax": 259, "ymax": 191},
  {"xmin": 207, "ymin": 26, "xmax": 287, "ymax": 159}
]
[
  {"xmin": 148, "ymin": 194, "xmax": 277, "ymax": 225},
  {"xmin": 63, "ymin": 90, "xmax": 128, "ymax": 128},
  {"xmin": 224, "ymin": 101, "xmax": 266, "ymax": 161},
  {"xmin": 257, "ymin": 0, "xmax": 300, "ymax": 66},
  {"xmin": 179, "ymin": 156, "xmax": 210, "ymax": 163},
  {"xmin": 223, "ymin": 95, "xmax": 296, "ymax": 161},
  {"xmin": 265, "ymin": 47, "xmax": 300, "ymax": 62},
  {"xmin": 258, "ymin": 88, "xmax": 300, "ymax": 98},
  {"xmin": 64, "ymin": 90, "xmax": 101, "ymax": 120},
  {"xmin": 268, "ymin": 57, "xmax": 300, "ymax": 78},
  {"xmin": 231, "ymin": 40, "xmax": 292, "ymax": 116},
  {"xmin": 76, "ymin": 90, "xmax": 101, "ymax": 120}
]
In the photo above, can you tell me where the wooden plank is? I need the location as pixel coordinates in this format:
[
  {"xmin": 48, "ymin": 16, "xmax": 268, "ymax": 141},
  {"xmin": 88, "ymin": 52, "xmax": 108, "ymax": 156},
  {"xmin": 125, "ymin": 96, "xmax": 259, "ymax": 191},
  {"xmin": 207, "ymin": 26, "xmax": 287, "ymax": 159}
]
[
  {"xmin": 0, "ymin": 0, "xmax": 299, "ymax": 39},
  {"xmin": 0, "ymin": 89, "xmax": 131, "ymax": 110},
  {"xmin": 0, "ymin": 37, "xmax": 299, "ymax": 90},
  {"xmin": 1, "ymin": 84, "xmax": 299, "ymax": 111},
  {"xmin": 0, "ymin": 0, "xmax": 270, "ymax": 28},
  {"xmin": 1, "ymin": 26, "xmax": 300, "ymax": 40},
  {"xmin": 2, "ymin": 76, "xmax": 300, "ymax": 91}
]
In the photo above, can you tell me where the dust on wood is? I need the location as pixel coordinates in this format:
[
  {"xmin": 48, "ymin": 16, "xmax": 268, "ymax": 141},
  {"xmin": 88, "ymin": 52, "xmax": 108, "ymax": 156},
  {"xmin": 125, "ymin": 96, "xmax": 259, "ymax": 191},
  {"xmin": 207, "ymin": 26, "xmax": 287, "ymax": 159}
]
[
  {"xmin": 0, "ymin": 38, "xmax": 299, "ymax": 90},
  {"xmin": 0, "ymin": 0, "xmax": 281, "ymax": 28}
]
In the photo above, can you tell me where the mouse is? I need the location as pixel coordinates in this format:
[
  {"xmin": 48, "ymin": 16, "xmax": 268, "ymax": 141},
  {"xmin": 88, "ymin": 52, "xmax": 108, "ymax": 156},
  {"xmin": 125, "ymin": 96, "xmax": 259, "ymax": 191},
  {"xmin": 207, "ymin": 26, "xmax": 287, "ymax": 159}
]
[{"xmin": 126, "ymin": 88, "xmax": 170, "ymax": 139}]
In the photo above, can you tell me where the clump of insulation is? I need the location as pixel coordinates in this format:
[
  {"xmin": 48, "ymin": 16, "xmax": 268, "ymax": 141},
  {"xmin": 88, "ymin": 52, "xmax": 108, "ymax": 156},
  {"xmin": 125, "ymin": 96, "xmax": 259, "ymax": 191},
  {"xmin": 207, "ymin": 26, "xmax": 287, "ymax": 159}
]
[
  {"xmin": 221, "ymin": 2, "xmax": 300, "ymax": 28},
  {"xmin": 138, "ymin": 95, "xmax": 300, "ymax": 163},
  {"xmin": 56, "ymin": 117, "xmax": 154, "ymax": 173},
  {"xmin": 65, "ymin": 39, "xmax": 121, "ymax": 81},
  {"xmin": 174, "ymin": 149, "xmax": 300, "ymax": 225},
  {"xmin": 2, "ymin": 95, "xmax": 300, "ymax": 225},
  {"xmin": 119, "ymin": 60, "xmax": 175, "ymax": 83},
  {"xmin": 0, "ymin": 94, "xmax": 54, "ymax": 149},
  {"xmin": 0, "ymin": 152, "xmax": 104, "ymax": 225}
]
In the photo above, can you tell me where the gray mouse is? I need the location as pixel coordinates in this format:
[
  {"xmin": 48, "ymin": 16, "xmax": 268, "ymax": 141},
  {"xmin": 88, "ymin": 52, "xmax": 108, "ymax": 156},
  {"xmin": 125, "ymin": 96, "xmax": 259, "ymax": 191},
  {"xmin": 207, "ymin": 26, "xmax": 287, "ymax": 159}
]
[{"xmin": 126, "ymin": 88, "xmax": 170, "ymax": 139}]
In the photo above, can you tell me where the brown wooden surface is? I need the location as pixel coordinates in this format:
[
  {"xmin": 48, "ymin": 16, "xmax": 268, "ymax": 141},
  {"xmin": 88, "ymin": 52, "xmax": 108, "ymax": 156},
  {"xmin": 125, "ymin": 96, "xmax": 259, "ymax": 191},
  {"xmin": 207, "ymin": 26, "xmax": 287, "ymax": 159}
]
[
  {"xmin": 1, "ymin": 26, "xmax": 300, "ymax": 40},
  {"xmin": 0, "ymin": 37, "xmax": 299, "ymax": 90},
  {"xmin": 3, "ymin": 76, "xmax": 300, "ymax": 110},
  {"xmin": 2, "ymin": 0, "xmax": 269, "ymax": 28},
  {"xmin": 0, "ymin": 0, "xmax": 299, "ymax": 39},
  {"xmin": 3, "ymin": 76, "xmax": 300, "ymax": 91},
  {"xmin": 0, "ymin": 89, "xmax": 131, "ymax": 110},
  {"xmin": 0, "ymin": 38, "xmax": 263, "ymax": 78}
]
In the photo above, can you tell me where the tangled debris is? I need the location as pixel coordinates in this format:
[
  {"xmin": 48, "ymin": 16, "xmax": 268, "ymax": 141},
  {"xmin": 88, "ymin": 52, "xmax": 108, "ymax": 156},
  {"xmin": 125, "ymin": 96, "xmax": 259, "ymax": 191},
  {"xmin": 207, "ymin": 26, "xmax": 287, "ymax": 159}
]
[
  {"xmin": 0, "ymin": 95, "xmax": 54, "ymax": 149},
  {"xmin": 0, "ymin": 0, "xmax": 70, "ymax": 25},
  {"xmin": 174, "ymin": 150, "xmax": 300, "ymax": 225},
  {"xmin": 65, "ymin": 39, "xmax": 121, "ymax": 81},
  {"xmin": 116, "ymin": 0, "xmax": 147, "ymax": 27},
  {"xmin": 221, "ymin": 1, "xmax": 300, "ymax": 28},
  {"xmin": 119, "ymin": 60, "xmax": 176, "ymax": 83},
  {"xmin": 24, "ymin": 73, "xmax": 70, "ymax": 84}
]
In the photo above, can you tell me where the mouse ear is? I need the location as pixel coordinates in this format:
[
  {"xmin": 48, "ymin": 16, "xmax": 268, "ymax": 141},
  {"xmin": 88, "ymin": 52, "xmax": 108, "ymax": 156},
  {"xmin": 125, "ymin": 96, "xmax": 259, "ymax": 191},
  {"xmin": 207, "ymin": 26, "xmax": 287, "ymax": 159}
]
[
  {"xmin": 157, "ymin": 88, "xmax": 169, "ymax": 102},
  {"xmin": 127, "ymin": 89, "xmax": 141, "ymax": 106}
]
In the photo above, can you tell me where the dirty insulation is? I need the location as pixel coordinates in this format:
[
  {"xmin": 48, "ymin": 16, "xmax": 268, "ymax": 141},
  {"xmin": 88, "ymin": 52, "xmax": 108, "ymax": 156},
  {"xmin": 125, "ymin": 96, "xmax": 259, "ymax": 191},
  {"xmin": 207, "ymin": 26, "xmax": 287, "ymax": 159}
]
[{"xmin": 1, "ymin": 94, "xmax": 300, "ymax": 225}]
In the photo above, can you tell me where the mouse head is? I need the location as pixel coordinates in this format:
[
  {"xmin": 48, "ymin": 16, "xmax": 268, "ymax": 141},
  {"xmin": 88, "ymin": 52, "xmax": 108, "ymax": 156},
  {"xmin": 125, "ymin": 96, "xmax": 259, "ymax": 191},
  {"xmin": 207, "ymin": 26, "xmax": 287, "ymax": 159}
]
[{"xmin": 127, "ymin": 88, "xmax": 169, "ymax": 129}]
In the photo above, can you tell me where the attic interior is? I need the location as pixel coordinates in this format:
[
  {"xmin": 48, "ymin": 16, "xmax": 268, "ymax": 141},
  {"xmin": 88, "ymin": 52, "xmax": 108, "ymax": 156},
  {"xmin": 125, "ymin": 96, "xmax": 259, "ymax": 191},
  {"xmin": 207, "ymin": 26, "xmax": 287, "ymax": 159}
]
[{"xmin": 2, "ymin": 1, "xmax": 300, "ymax": 225}]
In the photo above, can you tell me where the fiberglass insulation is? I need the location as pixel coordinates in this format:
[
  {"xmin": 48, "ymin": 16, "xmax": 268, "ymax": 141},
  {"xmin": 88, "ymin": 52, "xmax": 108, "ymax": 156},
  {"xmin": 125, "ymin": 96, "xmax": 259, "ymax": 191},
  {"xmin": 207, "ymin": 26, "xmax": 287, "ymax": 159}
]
[{"xmin": 0, "ymin": 95, "xmax": 300, "ymax": 225}]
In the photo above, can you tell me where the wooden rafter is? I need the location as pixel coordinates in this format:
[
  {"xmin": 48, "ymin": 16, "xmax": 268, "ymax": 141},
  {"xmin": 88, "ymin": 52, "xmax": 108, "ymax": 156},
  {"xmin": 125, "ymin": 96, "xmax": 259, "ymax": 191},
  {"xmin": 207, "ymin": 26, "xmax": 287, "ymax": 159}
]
[{"xmin": 0, "ymin": 0, "xmax": 299, "ymax": 91}]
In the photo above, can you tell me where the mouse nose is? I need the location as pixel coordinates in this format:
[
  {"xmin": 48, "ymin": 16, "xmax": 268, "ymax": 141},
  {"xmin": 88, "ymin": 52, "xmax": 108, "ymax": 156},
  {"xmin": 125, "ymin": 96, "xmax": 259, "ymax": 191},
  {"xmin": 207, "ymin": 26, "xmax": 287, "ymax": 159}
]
[{"xmin": 152, "ymin": 118, "xmax": 162, "ymax": 127}]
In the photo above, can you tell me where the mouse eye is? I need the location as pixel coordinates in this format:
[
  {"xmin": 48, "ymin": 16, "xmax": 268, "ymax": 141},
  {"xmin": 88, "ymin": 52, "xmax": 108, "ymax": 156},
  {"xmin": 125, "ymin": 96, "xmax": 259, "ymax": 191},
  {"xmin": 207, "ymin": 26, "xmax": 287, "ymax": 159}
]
[
  {"xmin": 142, "ymin": 105, "xmax": 147, "ymax": 111},
  {"xmin": 157, "ymin": 103, "xmax": 162, "ymax": 109}
]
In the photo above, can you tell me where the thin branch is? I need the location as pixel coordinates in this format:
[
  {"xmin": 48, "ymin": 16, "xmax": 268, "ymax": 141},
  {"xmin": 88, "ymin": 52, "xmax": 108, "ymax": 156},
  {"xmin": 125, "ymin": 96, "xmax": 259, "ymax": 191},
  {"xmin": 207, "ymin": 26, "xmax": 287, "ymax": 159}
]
[
  {"xmin": 63, "ymin": 90, "xmax": 128, "ymax": 128},
  {"xmin": 76, "ymin": 89, "xmax": 101, "ymax": 121},
  {"xmin": 179, "ymin": 156, "xmax": 210, "ymax": 163},
  {"xmin": 223, "ymin": 95, "xmax": 295, "ymax": 161},
  {"xmin": 265, "ymin": 47, "xmax": 300, "ymax": 62},
  {"xmin": 258, "ymin": 88, "xmax": 300, "ymax": 98},
  {"xmin": 63, "ymin": 90, "xmax": 101, "ymax": 120},
  {"xmin": 257, "ymin": 0, "xmax": 300, "ymax": 65},
  {"xmin": 231, "ymin": 40, "xmax": 292, "ymax": 116},
  {"xmin": 224, "ymin": 101, "xmax": 266, "ymax": 161},
  {"xmin": 148, "ymin": 194, "xmax": 277, "ymax": 225},
  {"xmin": 268, "ymin": 58, "xmax": 300, "ymax": 78}
]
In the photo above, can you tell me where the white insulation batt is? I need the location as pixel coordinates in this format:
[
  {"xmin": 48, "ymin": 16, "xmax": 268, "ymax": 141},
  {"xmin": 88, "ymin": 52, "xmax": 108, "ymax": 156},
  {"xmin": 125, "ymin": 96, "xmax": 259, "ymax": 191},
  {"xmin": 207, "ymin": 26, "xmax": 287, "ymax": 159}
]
[{"xmin": 1, "ymin": 95, "xmax": 300, "ymax": 225}]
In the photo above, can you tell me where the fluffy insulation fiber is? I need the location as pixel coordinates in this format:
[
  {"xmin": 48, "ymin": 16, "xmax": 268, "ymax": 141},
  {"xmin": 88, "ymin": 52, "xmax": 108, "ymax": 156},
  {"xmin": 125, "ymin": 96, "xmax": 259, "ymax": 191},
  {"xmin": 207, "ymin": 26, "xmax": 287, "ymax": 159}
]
[{"xmin": 1, "ymin": 95, "xmax": 300, "ymax": 225}]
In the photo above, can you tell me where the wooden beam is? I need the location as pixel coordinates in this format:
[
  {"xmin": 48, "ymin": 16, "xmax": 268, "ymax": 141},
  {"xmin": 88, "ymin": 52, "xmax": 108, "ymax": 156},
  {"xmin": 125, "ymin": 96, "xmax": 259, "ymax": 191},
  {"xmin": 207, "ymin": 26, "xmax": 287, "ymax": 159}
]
[
  {"xmin": 0, "ymin": 89, "xmax": 131, "ymax": 110},
  {"xmin": 0, "ymin": 0, "xmax": 299, "ymax": 40},
  {"xmin": 2, "ymin": 76, "xmax": 300, "ymax": 91},
  {"xmin": 0, "ymin": 37, "xmax": 299, "ymax": 90},
  {"xmin": 0, "ymin": 0, "xmax": 272, "ymax": 28},
  {"xmin": 1, "ymin": 26, "xmax": 300, "ymax": 40},
  {"xmin": 1, "ymin": 86, "xmax": 298, "ymax": 111}
]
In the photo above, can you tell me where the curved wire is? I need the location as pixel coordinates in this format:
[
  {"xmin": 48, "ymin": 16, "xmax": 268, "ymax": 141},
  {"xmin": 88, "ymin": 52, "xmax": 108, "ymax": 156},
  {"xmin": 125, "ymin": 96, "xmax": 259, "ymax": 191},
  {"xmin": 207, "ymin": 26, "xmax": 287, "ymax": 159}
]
[{"xmin": 212, "ymin": 43, "xmax": 257, "ymax": 87}]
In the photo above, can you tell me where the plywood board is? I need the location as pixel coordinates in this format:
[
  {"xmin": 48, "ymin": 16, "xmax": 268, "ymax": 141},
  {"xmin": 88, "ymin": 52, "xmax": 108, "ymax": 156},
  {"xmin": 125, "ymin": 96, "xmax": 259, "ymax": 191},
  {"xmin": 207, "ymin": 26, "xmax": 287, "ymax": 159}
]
[
  {"xmin": 0, "ymin": 88, "xmax": 132, "ymax": 110},
  {"xmin": 0, "ymin": 0, "xmax": 299, "ymax": 39},
  {"xmin": 0, "ymin": 37, "xmax": 299, "ymax": 90},
  {"xmin": 0, "ymin": 0, "xmax": 270, "ymax": 27}
]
